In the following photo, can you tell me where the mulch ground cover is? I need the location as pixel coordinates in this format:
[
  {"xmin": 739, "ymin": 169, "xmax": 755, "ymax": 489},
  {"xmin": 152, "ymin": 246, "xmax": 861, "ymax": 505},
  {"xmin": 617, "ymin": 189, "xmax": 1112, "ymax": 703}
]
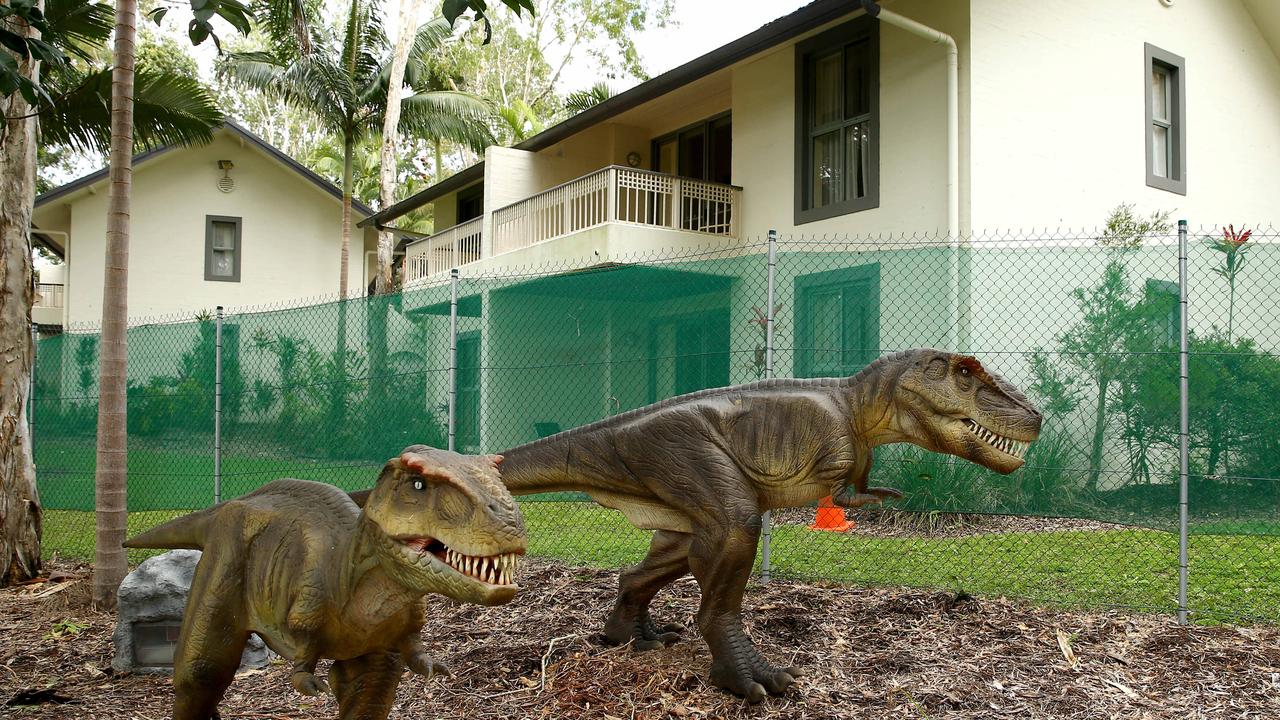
[{"xmin": 3, "ymin": 557, "xmax": 1278, "ymax": 719}]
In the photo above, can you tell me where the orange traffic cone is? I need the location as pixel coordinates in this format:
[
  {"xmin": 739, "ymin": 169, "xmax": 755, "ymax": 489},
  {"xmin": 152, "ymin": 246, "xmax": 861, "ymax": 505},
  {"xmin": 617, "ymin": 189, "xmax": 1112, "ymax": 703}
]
[{"xmin": 808, "ymin": 495, "xmax": 856, "ymax": 532}]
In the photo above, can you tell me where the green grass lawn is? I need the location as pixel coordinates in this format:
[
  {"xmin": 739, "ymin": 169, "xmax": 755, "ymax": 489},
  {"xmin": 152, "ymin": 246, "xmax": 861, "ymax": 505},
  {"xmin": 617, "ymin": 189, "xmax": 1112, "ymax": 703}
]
[{"xmin": 41, "ymin": 500, "xmax": 1280, "ymax": 626}]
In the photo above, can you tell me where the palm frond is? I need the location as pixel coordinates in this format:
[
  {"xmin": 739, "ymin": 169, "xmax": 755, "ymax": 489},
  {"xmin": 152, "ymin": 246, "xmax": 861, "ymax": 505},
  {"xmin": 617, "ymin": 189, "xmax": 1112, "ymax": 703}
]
[
  {"xmin": 40, "ymin": 67, "xmax": 222, "ymax": 153},
  {"xmin": 219, "ymin": 51, "xmax": 349, "ymax": 127},
  {"xmin": 254, "ymin": 0, "xmax": 316, "ymax": 55},
  {"xmin": 43, "ymin": 0, "xmax": 113, "ymax": 63},
  {"xmin": 400, "ymin": 93, "xmax": 495, "ymax": 151},
  {"xmin": 563, "ymin": 81, "xmax": 615, "ymax": 116}
]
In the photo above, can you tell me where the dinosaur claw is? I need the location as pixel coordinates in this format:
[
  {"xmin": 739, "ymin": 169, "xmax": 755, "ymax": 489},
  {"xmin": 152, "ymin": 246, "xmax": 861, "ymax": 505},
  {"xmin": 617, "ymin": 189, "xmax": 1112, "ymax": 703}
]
[
  {"xmin": 406, "ymin": 652, "xmax": 449, "ymax": 679},
  {"xmin": 868, "ymin": 486, "xmax": 904, "ymax": 499},
  {"xmin": 291, "ymin": 671, "xmax": 331, "ymax": 696}
]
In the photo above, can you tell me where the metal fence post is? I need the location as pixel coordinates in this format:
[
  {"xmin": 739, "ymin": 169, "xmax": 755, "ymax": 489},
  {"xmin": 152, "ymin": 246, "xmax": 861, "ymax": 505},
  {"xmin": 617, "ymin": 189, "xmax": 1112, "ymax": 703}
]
[
  {"xmin": 214, "ymin": 306, "xmax": 223, "ymax": 506},
  {"xmin": 1177, "ymin": 220, "xmax": 1190, "ymax": 624},
  {"xmin": 448, "ymin": 269, "xmax": 459, "ymax": 452},
  {"xmin": 761, "ymin": 229, "xmax": 778, "ymax": 584},
  {"xmin": 28, "ymin": 322, "xmax": 36, "ymax": 437}
]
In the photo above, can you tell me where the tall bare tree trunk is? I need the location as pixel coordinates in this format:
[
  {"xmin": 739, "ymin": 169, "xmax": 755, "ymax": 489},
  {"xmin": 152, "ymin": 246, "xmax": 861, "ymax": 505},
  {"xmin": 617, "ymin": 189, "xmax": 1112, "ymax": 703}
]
[
  {"xmin": 93, "ymin": 0, "xmax": 138, "ymax": 609},
  {"xmin": 375, "ymin": 0, "xmax": 423, "ymax": 294},
  {"xmin": 0, "ymin": 1, "xmax": 43, "ymax": 586},
  {"xmin": 339, "ymin": 131, "xmax": 353, "ymax": 298}
]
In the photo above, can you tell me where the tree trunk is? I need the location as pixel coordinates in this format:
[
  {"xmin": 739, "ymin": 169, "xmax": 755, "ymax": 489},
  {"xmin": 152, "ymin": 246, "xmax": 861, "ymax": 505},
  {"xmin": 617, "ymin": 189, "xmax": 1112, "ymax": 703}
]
[
  {"xmin": 0, "ymin": 1, "xmax": 44, "ymax": 586},
  {"xmin": 1087, "ymin": 377, "xmax": 1109, "ymax": 494},
  {"xmin": 375, "ymin": 0, "xmax": 423, "ymax": 294},
  {"xmin": 339, "ymin": 131, "xmax": 353, "ymax": 298},
  {"xmin": 93, "ymin": 0, "xmax": 138, "ymax": 609}
]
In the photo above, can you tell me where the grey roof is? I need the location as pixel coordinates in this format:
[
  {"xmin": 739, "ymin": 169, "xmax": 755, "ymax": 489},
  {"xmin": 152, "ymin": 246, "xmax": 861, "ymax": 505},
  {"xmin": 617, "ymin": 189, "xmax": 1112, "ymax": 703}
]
[
  {"xmin": 360, "ymin": 0, "xmax": 861, "ymax": 229},
  {"xmin": 35, "ymin": 120, "xmax": 376, "ymax": 217}
]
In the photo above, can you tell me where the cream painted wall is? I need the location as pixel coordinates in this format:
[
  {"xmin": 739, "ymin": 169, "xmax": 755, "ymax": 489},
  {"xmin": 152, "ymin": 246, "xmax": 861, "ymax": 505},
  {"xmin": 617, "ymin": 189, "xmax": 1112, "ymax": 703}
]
[
  {"xmin": 58, "ymin": 131, "xmax": 364, "ymax": 326},
  {"xmin": 969, "ymin": 0, "xmax": 1280, "ymax": 229},
  {"xmin": 732, "ymin": 0, "xmax": 969, "ymax": 240}
]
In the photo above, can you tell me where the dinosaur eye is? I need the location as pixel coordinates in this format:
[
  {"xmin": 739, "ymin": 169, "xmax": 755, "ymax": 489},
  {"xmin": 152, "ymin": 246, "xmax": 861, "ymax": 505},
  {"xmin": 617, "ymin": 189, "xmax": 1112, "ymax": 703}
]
[
  {"xmin": 412, "ymin": 479, "xmax": 425, "ymax": 491},
  {"xmin": 959, "ymin": 366, "xmax": 971, "ymax": 377}
]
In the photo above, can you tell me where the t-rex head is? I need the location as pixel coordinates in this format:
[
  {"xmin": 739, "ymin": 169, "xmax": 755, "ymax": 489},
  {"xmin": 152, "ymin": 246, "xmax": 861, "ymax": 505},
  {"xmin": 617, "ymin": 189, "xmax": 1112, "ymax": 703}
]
[
  {"xmin": 362, "ymin": 445, "xmax": 526, "ymax": 606},
  {"xmin": 887, "ymin": 349, "xmax": 1042, "ymax": 474}
]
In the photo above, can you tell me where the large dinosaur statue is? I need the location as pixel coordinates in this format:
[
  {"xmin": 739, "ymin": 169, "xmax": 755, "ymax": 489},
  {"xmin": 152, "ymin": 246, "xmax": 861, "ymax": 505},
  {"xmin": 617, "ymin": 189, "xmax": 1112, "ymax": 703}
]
[
  {"xmin": 124, "ymin": 446, "xmax": 525, "ymax": 720},
  {"xmin": 496, "ymin": 348, "xmax": 1041, "ymax": 702}
]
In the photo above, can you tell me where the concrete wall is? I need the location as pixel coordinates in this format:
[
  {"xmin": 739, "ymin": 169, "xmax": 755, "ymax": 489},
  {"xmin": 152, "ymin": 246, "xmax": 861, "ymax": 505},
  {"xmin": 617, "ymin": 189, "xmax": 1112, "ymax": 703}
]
[
  {"xmin": 969, "ymin": 0, "xmax": 1280, "ymax": 228},
  {"xmin": 50, "ymin": 131, "xmax": 366, "ymax": 327}
]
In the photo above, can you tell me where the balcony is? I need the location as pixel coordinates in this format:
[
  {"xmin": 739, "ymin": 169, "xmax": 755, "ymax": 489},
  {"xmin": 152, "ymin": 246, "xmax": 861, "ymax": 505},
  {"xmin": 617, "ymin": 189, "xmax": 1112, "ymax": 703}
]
[
  {"xmin": 403, "ymin": 166, "xmax": 742, "ymax": 286},
  {"xmin": 33, "ymin": 282, "xmax": 64, "ymax": 325}
]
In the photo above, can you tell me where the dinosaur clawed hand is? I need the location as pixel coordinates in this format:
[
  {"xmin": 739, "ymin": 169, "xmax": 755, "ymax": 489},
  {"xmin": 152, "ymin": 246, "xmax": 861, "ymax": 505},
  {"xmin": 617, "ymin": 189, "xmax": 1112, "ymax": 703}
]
[
  {"xmin": 832, "ymin": 485, "xmax": 903, "ymax": 509},
  {"xmin": 405, "ymin": 650, "xmax": 450, "ymax": 680},
  {"xmin": 604, "ymin": 611, "xmax": 685, "ymax": 651},
  {"xmin": 291, "ymin": 670, "xmax": 332, "ymax": 697}
]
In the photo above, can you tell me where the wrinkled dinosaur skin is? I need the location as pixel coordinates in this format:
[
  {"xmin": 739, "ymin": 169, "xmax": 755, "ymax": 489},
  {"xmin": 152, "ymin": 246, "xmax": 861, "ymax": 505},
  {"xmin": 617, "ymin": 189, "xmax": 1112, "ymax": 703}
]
[
  {"xmin": 498, "ymin": 349, "xmax": 1041, "ymax": 702},
  {"xmin": 123, "ymin": 446, "xmax": 526, "ymax": 720}
]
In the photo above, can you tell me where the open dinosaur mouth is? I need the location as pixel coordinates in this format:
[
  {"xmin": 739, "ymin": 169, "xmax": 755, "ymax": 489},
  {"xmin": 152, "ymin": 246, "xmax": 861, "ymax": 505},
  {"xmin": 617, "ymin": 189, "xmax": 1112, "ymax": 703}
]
[
  {"xmin": 963, "ymin": 419, "xmax": 1031, "ymax": 460},
  {"xmin": 400, "ymin": 537, "xmax": 521, "ymax": 586}
]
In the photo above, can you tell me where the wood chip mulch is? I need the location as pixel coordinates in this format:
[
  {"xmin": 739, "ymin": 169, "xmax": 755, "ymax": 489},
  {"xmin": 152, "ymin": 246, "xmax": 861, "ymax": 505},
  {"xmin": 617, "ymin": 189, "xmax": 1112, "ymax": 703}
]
[{"xmin": 3, "ymin": 558, "xmax": 1279, "ymax": 719}]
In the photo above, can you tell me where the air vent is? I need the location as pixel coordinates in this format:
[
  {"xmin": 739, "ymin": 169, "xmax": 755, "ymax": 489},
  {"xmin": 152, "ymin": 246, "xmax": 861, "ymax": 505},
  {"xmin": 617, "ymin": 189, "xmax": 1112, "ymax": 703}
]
[{"xmin": 217, "ymin": 175, "xmax": 235, "ymax": 193}]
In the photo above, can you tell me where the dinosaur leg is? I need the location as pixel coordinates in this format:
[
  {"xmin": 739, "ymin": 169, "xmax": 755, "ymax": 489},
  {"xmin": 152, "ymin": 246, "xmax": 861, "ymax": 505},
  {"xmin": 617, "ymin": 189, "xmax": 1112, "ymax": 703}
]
[
  {"xmin": 603, "ymin": 529, "xmax": 691, "ymax": 650},
  {"xmin": 688, "ymin": 517, "xmax": 801, "ymax": 703},
  {"xmin": 330, "ymin": 651, "xmax": 404, "ymax": 720},
  {"xmin": 171, "ymin": 547, "xmax": 250, "ymax": 720},
  {"xmin": 400, "ymin": 634, "xmax": 450, "ymax": 679}
]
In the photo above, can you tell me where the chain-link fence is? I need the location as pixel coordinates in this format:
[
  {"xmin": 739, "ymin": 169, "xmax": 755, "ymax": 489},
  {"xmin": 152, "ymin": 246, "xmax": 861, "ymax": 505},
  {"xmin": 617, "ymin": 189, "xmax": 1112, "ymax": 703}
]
[{"xmin": 32, "ymin": 224, "xmax": 1280, "ymax": 626}]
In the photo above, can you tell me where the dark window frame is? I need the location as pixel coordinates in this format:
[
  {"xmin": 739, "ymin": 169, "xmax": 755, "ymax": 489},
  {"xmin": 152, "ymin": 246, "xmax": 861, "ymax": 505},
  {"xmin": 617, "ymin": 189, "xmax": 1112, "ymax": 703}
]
[
  {"xmin": 794, "ymin": 262, "xmax": 880, "ymax": 377},
  {"xmin": 204, "ymin": 215, "xmax": 242, "ymax": 282},
  {"xmin": 1144, "ymin": 43, "xmax": 1186, "ymax": 195},
  {"xmin": 456, "ymin": 183, "xmax": 485, "ymax": 223},
  {"xmin": 794, "ymin": 15, "xmax": 880, "ymax": 225},
  {"xmin": 649, "ymin": 110, "xmax": 733, "ymax": 182}
]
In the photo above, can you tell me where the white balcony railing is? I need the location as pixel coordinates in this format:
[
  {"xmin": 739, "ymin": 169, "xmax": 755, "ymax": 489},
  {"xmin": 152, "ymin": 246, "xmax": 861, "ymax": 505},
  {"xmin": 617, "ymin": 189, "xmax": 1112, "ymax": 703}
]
[
  {"xmin": 402, "ymin": 167, "xmax": 742, "ymax": 285},
  {"xmin": 493, "ymin": 166, "xmax": 741, "ymax": 257},
  {"xmin": 34, "ymin": 283, "xmax": 63, "ymax": 309},
  {"xmin": 403, "ymin": 217, "xmax": 483, "ymax": 285}
]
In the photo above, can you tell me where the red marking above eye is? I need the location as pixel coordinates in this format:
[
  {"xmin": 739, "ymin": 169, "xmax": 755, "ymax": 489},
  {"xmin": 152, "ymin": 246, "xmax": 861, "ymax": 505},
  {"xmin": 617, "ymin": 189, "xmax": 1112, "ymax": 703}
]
[{"xmin": 957, "ymin": 356, "xmax": 992, "ymax": 383}]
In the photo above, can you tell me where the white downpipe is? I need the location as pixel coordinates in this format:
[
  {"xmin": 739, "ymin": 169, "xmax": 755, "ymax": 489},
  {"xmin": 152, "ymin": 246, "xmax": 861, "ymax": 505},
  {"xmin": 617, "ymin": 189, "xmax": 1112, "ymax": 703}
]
[{"xmin": 864, "ymin": 3, "xmax": 964, "ymax": 348}]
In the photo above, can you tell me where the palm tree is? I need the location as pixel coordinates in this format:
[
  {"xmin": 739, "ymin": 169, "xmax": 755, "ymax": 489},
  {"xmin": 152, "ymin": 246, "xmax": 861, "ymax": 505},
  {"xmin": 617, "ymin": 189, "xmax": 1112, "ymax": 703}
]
[
  {"xmin": 0, "ymin": 0, "xmax": 224, "ymax": 592},
  {"xmin": 94, "ymin": 0, "xmax": 138, "ymax": 608},
  {"xmin": 220, "ymin": 1, "xmax": 493, "ymax": 298}
]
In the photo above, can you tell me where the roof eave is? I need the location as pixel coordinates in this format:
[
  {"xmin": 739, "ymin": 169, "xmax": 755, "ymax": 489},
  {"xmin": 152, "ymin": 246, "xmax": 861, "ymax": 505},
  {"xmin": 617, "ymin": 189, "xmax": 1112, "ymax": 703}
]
[{"xmin": 361, "ymin": 0, "xmax": 863, "ymax": 228}]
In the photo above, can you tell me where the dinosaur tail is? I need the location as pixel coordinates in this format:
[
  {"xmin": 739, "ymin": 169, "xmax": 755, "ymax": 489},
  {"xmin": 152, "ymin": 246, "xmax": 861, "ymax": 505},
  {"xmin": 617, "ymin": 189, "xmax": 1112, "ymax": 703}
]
[{"xmin": 122, "ymin": 508, "xmax": 216, "ymax": 550}]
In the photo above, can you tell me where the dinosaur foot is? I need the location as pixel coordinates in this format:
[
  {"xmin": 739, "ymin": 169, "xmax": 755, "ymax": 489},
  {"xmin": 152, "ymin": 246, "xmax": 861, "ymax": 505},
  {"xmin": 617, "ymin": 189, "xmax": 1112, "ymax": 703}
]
[
  {"xmin": 291, "ymin": 670, "xmax": 332, "ymax": 696},
  {"xmin": 708, "ymin": 637, "xmax": 802, "ymax": 703},
  {"xmin": 833, "ymin": 485, "xmax": 904, "ymax": 509},
  {"xmin": 603, "ymin": 611, "xmax": 685, "ymax": 650},
  {"xmin": 711, "ymin": 650, "xmax": 798, "ymax": 702},
  {"xmin": 405, "ymin": 651, "xmax": 450, "ymax": 680}
]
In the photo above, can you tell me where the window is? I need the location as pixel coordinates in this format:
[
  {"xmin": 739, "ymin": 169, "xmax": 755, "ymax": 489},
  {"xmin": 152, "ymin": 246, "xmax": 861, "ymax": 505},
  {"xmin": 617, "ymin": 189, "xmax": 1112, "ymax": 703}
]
[
  {"xmin": 795, "ymin": 16, "xmax": 879, "ymax": 224},
  {"xmin": 647, "ymin": 310, "xmax": 731, "ymax": 402},
  {"xmin": 1145, "ymin": 279, "xmax": 1180, "ymax": 348},
  {"xmin": 795, "ymin": 264, "xmax": 880, "ymax": 377},
  {"xmin": 1145, "ymin": 44, "xmax": 1186, "ymax": 195},
  {"xmin": 650, "ymin": 113, "xmax": 732, "ymax": 184},
  {"xmin": 455, "ymin": 332, "xmax": 481, "ymax": 450},
  {"xmin": 456, "ymin": 184, "xmax": 484, "ymax": 223},
  {"xmin": 205, "ymin": 215, "xmax": 241, "ymax": 282}
]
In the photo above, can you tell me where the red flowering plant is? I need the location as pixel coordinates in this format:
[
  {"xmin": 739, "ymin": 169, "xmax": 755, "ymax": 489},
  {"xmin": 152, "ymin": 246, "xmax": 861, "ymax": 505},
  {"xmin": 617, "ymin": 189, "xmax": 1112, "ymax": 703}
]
[{"xmin": 1206, "ymin": 224, "xmax": 1252, "ymax": 340}]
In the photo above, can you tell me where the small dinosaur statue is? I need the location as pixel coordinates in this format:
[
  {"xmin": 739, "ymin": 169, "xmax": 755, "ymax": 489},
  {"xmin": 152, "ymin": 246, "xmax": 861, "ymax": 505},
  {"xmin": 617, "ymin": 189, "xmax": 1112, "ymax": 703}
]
[
  {"xmin": 124, "ymin": 445, "xmax": 526, "ymax": 720},
  {"xmin": 495, "ymin": 348, "xmax": 1041, "ymax": 702}
]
